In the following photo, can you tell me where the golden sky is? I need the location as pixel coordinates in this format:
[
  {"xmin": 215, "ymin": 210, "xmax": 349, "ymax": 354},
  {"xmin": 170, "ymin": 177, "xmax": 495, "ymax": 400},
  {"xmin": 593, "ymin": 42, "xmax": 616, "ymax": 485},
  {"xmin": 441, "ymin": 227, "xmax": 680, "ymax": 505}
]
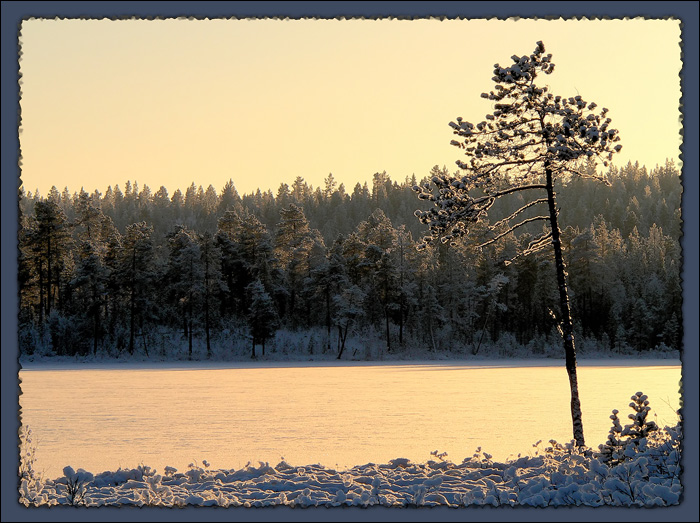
[{"xmin": 18, "ymin": 17, "xmax": 682, "ymax": 197}]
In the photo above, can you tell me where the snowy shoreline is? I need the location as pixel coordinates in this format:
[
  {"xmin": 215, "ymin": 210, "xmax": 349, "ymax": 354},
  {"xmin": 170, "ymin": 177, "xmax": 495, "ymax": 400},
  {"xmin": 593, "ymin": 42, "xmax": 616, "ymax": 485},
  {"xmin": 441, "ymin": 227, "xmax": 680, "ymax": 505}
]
[
  {"xmin": 18, "ymin": 355, "xmax": 682, "ymax": 372},
  {"xmin": 18, "ymin": 357, "xmax": 683, "ymax": 508},
  {"xmin": 19, "ymin": 427, "xmax": 683, "ymax": 508}
]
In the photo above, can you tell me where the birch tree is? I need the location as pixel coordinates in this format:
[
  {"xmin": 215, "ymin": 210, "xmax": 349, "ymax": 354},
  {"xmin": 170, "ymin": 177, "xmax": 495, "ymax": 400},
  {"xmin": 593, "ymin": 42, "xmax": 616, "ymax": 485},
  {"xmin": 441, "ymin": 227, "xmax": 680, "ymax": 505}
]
[{"xmin": 413, "ymin": 41, "xmax": 622, "ymax": 447}]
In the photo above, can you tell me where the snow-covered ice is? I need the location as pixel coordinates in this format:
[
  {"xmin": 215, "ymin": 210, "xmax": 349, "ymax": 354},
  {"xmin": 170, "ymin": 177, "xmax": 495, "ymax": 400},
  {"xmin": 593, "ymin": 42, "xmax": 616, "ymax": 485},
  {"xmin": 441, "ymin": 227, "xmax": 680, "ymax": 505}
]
[
  {"xmin": 18, "ymin": 357, "xmax": 683, "ymax": 508},
  {"xmin": 19, "ymin": 359, "xmax": 682, "ymax": 482}
]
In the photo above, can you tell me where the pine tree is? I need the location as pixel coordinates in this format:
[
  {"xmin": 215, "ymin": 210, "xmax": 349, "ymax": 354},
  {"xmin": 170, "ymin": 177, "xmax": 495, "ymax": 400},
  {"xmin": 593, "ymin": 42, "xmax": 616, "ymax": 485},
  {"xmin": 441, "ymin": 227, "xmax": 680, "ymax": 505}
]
[
  {"xmin": 166, "ymin": 225, "xmax": 203, "ymax": 359},
  {"xmin": 357, "ymin": 209, "xmax": 399, "ymax": 351},
  {"xmin": 218, "ymin": 179, "xmax": 241, "ymax": 214},
  {"xmin": 275, "ymin": 204, "xmax": 313, "ymax": 324},
  {"xmin": 324, "ymin": 173, "xmax": 337, "ymax": 199},
  {"xmin": 413, "ymin": 41, "xmax": 622, "ymax": 447},
  {"xmin": 216, "ymin": 210, "xmax": 245, "ymax": 318},
  {"xmin": 333, "ymin": 285, "xmax": 365, "ymax": 359},
  {"xmin": 246, "ymin": 279, "xmax": 278, "ymax": 358},
  {"xmin": 395, "ymin": 225, "xmax": 418, "ymax": 346},
  {"xmin": 71, "ymin": 239, "xmax": 109, "ymax": 355},
  {"xmin": 199, "ymin": 231, "xmax": 225, "ymax": 358},
  {"xmin": 26, "ymin": 200, "xmax": 72, "ymax": 325},
  {"xmin": 120, "ymin": 222, "xmax": 157, "ymax": 356}
]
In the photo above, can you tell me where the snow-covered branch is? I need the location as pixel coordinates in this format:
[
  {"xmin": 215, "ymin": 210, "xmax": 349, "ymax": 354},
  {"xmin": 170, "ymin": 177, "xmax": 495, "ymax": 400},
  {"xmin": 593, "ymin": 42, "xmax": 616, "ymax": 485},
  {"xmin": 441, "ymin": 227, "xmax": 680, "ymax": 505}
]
[
  {"xmin": 478, "ymin": 216, "xmax": 550, "ymax": 249},
  {"xmin": 490, "ymin": 198, "xmax": 549, "ymax": 229}
]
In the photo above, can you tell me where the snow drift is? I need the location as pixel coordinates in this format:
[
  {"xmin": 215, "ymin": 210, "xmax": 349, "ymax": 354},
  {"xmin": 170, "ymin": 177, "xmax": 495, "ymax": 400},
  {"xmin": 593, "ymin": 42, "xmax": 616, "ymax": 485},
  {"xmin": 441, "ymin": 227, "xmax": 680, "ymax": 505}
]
[{"xmin": 19, "ymin": 422, "xmax": 682, "ymax": 508}]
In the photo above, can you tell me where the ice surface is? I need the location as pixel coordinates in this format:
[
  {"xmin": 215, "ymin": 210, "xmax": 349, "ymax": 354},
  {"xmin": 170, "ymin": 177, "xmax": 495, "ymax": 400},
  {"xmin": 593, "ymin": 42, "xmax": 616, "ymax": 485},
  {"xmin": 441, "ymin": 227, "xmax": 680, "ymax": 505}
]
[{"xmin": 19, "ymin": 359, "xmax": 681, "ymax": 481}]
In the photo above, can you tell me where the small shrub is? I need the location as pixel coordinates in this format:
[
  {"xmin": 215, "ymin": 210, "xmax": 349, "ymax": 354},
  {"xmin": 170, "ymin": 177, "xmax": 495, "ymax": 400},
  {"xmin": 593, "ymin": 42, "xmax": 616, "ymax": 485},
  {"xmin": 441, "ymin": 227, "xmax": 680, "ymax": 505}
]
[
  {"xmin": 462, "ymin": 447, "xmax": 493, "ymax": 469},
  {"xmin": 430, "ymin": 449, "xmax": 448, "ymax": 462},
  {"xmin": 18, "ymin": 426, "xmax": 38, "ymax": 481},
  {"xmin": 597, "ymin": 391, "xmax": 659, "ymax": 466},
  {"xmin": 18, "ymin": 425, "xmax": 48, "ymax": 507},
  {"xmin": 62, "ymin": 466, "xmax": 93, "ymax": 505}
]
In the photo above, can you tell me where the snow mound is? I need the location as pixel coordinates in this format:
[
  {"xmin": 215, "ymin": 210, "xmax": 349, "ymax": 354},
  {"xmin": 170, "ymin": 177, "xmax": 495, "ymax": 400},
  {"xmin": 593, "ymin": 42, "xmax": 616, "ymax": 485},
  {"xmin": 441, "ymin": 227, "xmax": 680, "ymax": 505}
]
[{"xmin": 19, "ymin": 424, "xmax": 682, "ymax": 508}]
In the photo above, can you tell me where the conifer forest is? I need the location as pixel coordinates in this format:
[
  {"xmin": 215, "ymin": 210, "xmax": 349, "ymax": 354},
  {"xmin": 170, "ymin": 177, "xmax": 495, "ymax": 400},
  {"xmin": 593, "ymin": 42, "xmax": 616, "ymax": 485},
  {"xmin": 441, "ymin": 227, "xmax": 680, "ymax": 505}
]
[{"xmin": 18, "ymin": 159, "xmax": 682, "ymax": 360}]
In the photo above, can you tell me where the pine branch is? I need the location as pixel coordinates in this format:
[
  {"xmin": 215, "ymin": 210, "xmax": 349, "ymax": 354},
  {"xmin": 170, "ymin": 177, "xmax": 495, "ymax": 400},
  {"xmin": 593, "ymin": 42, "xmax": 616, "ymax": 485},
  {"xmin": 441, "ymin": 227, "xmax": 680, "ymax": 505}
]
[
  {"xmin": 491, "ymin": 198, "xmax": 549, "ymax": 229},
  {"xmin": 460, "ymin": 156, "xmax": 543, "ymax": 175},
  {"xmin": 503, "ymin": 232, "xmax": 552, "ymax": 265},
  {"xmin": 478, "ymin": 216, "xmax": 549, "ymax": 248},
  {"xmin": 473, "ymin": 183, "xmax": 547, "ymax": 202},
  {"xmin": 567, "ymin": 168, "xmax": 612, "ymax": 186}
]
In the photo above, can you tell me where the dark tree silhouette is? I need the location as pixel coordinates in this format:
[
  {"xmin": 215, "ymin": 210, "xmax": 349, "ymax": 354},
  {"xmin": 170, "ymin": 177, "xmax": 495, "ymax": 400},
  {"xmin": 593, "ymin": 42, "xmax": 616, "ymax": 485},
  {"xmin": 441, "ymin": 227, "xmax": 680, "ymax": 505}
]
[
  {"xmin": 413, "ymin": 41, "xmax": 622, "ymax": 447},
  {"xmin": 246, "ymin": 279, "xmax": 278, "ymax": 358},
  {"xmin": 120, "ymin": 222, "xmax": 156, "ymax": 356}
]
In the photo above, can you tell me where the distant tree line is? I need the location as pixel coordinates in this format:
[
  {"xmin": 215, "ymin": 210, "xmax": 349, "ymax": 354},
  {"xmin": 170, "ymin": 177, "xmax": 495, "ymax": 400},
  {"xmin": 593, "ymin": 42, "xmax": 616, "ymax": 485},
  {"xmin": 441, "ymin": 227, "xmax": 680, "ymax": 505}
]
[{"xmin": 18, "ymin": 159, "xmax": 682, "ymax": 359}]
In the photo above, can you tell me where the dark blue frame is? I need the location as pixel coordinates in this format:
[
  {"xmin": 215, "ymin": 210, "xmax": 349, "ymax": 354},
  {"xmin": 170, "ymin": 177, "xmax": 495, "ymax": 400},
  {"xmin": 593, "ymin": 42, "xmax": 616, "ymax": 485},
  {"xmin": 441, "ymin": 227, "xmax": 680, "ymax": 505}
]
[{"xmin": 2, "ymin": 2, "xmax": 697, "ymax": 521}]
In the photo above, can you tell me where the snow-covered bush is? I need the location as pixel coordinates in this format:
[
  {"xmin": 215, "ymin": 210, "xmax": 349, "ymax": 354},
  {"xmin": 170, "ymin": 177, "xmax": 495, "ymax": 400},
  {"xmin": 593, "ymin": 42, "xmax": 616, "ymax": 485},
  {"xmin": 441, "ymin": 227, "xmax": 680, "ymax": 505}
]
[
  {"xmin": 597, "ymin": 391, "xmax": 660, "ymax": 466},
  {"xmin": 61, "ymin": 466, "xmax": 94, "ymax": 505},
  {"xmin": 18, "ymin": 426, "xmax": 38, "ymax": 482},
  {"xmin": 18, "ymin": 425, "xmax": 682, "ymax": 508},
  {"xmin": 18, "ymin": 426, "xmax": 49, "ymax": 507},
  {"xmin": 461, "ymin": 446, "xmax": 494, "ymax": 469},
  {"xmin": 18, "ymin": 322, "xmax": 42, "ymax": 356}
]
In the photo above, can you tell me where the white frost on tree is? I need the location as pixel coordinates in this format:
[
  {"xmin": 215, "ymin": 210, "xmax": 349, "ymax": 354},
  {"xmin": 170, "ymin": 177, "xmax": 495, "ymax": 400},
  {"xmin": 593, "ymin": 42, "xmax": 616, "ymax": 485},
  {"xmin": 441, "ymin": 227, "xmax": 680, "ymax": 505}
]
[{"xmin": 413, "ymin": 41, "xmax": 623, "ymax": 447}]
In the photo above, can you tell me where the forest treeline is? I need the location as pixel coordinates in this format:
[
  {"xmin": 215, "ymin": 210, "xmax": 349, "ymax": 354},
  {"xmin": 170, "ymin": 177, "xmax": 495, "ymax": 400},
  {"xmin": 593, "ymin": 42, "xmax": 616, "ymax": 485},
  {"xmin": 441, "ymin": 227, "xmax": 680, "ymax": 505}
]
[{"xmin": 18, "ymin": 159, "xmax": 682, "ymax": 359}]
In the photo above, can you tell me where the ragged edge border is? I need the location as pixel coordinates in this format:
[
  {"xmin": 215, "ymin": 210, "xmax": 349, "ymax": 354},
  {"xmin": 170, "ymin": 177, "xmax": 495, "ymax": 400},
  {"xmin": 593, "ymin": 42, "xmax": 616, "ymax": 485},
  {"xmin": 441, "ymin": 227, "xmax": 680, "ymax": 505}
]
[{"xmin": 3, "ymin": 2, "xmax": 698, "ymax": 522}]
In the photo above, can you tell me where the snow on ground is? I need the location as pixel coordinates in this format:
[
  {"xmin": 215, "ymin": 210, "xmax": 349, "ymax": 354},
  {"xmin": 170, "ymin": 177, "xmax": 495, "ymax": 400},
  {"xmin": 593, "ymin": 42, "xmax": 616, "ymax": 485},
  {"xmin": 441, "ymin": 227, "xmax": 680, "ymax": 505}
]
[
  {"xmin": 16, "ymin": 350, "xmax": 683, "ymax": 508},
  {"xmin": 16, "ymin": 324, "xmax": 681, "ymax": 369},
  {"xmin": 18, "ymin": 356, "xmax": 682, "ymax": 372},
  {"xmin": 19, "ymin": 425, "xmax": 682, "ymax": 508}
]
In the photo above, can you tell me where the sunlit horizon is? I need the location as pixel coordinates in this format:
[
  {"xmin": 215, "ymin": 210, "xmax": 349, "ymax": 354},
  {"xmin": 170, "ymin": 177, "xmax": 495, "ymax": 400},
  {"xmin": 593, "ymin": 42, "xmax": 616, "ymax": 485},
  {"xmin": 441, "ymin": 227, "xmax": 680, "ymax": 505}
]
[{"xmin": 19, "ymin": 17, "xmax": 682, "ymax": 198}]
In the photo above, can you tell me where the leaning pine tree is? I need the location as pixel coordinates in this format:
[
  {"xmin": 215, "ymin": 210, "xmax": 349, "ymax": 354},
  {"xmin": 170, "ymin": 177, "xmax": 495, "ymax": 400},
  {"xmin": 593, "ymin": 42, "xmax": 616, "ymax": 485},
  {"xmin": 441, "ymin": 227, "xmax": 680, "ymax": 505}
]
[{"xmin": 413, "ymin": 41, "xmax": 622, "ymax": 447}]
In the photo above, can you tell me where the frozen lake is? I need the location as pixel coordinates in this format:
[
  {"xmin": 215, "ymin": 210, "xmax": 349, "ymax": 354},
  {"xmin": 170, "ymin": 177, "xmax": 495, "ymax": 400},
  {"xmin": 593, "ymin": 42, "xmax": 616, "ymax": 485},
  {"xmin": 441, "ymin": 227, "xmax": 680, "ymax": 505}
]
[{"xmin": 19, "ymin": 359, "xmax": 682, "ymax": 479}]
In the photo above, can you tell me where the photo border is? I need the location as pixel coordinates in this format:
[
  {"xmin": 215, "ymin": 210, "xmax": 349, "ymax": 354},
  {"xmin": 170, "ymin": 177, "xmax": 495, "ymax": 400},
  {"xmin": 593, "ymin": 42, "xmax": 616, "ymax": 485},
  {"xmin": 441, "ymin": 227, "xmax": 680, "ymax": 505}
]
[{"xmin": 2, "ymin": 2, "xmax": 697, "ymax": 521}]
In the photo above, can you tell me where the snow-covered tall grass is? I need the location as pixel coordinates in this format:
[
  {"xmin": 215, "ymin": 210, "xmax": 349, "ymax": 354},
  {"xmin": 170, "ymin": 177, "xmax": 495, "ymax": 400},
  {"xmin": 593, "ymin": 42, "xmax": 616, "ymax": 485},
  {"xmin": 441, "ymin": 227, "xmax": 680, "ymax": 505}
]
[{"xmin": 19, "ymin": 324, "xmax": 680, "ymax": 365}]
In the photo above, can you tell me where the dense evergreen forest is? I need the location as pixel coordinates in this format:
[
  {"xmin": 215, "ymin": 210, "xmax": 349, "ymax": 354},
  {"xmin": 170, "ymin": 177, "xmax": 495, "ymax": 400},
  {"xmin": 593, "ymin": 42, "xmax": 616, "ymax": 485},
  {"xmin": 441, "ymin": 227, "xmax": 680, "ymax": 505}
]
[{"xmin": 18, "ymin": 159, "xmax": 682, "ymax": 360}]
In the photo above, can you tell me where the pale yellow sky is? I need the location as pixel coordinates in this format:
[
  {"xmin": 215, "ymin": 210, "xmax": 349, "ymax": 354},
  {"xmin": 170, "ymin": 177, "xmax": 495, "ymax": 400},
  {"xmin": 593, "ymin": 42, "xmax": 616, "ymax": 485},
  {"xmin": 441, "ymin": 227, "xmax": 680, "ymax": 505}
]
[{"xmin": 19, "ymin": 18, "xmax": 682, "ymax": 197}]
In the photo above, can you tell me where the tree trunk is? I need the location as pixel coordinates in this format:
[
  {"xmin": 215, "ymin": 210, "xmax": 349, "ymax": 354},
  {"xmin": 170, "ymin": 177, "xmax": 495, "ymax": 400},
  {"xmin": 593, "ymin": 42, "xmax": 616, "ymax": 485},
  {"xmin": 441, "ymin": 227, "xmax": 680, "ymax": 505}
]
[
  {"xmin": 93, "ymin": 281, "xmax": 99, "ymax": 356},
  {"xmin": 399, "ymin": 296, "xmax": 404, "ymax": 346},
  {"xmin": 141, "ymin": 328, "xmax": 149, "ymax": 357},
  {"xmin": 204, "ymin": 251, "xmax": 211, "ymax": 358},
  {"xmin": 129, "ymin": 248, "xmax": 136, "ymax": 355},
  {"xmin": 326, "ymin": 288, "xmax": 331, "ymax": 353},
  {"xmin": 47, "ymin": 233, "xmax": 52, "ymax": 316},
  {"xmin": 428, "ymin": 315, "xmax": 437, "ymax": 353},
  {"xmin": 385, "ymin": 307, "xmax": 391, "ymax": 352},
  {"xmin": 38, "ymin": 258, "xmax": 44, "ymax": 326},
  {"xmin": 187, "ymin": 290, "xmax": 193, "ymax": 360},
  {"xmin": 546, "ymin": 163, "xmax": 585, "ymax": 447},
  {"xmin": 337, "ymin": 324, "xmax": 348, "ymax": 359},
  {"xmin": 183, "ymin": 308, "xmax": 188, "ymax": 339},
  {"xmin": 473, "ymin": 301, "xmax": 492, "ymax": 356},
  {"xmin": 188, "ymin": 317, "xmax": 193, "ymax": 360},
  {"xmin": 205, "ymin": 290, "xmax": 211, "ymax": 358},
  {"xmin": 205, "ymin": 310, "xmax": 211, "ymax": 358}
]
